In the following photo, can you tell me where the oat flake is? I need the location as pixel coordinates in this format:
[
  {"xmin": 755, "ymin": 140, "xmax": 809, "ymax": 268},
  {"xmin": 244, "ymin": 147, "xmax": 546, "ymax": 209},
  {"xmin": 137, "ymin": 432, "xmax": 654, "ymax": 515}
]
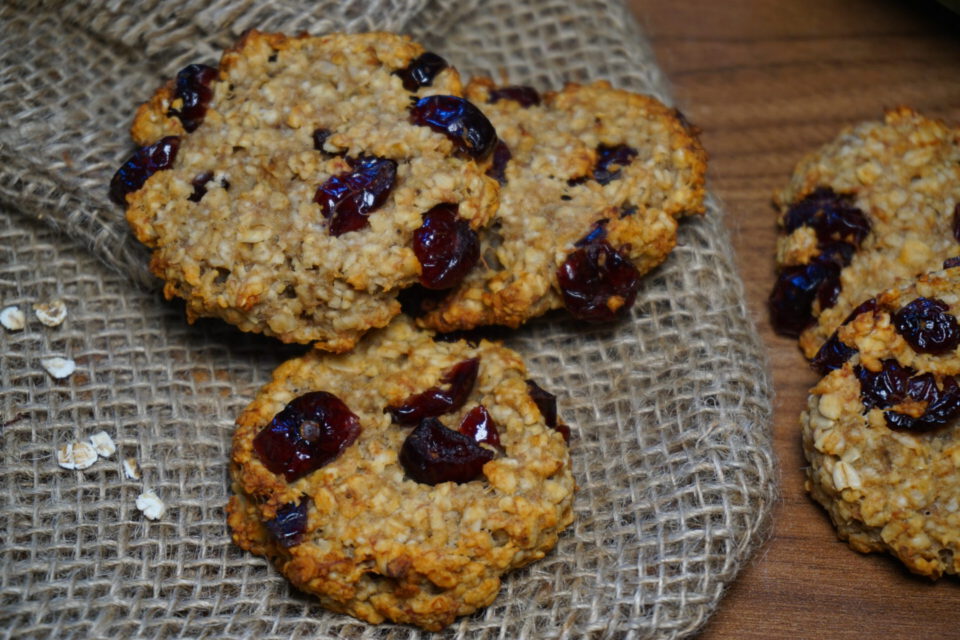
[
  {"xmin": 56, "ymin": 441, "xmax": 98, "ymax": 470},
  {"xmin": 40, "ymin": 357, "xmax": 76, "ymax": 379},
  {"xmin": 122, "ymin": 457, "xmax": 141, "ymax": 480},
  {"xmin": 0, "ymin": 306, "xmax": 26, "ymax": 331},
  {"xmin": 136, "ymin": 489, "xmax": 166, "ymax": 520},
  {"xmin": 33, "ymin": 299, "xmax": 67, "ymax": 327},
  {"xmin": 89, "ymin": 431, "xmax": 116, "ymax": 458}
]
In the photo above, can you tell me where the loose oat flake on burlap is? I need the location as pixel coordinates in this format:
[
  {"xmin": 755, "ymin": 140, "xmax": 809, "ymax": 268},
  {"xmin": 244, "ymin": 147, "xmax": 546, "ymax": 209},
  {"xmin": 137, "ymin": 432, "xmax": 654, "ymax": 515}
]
[{"xmin": 0, "ymin": 1, "xmax": 776, "ymax": 638}]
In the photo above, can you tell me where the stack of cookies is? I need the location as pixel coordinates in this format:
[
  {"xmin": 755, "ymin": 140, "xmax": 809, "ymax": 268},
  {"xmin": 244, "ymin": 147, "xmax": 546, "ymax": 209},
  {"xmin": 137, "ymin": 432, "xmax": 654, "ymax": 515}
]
[
  {"xmin": 769, "ymin": 108, "xmax": 960, "ymax": 578},
  {"xmin": 111, "ymin": 30, "xmax": 706, "ymax": 629}
]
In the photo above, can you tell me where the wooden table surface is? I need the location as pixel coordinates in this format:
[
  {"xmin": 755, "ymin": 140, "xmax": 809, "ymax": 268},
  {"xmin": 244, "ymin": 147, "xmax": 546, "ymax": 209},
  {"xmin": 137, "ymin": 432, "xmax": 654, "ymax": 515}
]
[{"xmin": 627, "ymin": 1, "xmax": 960, "ymax": 638}]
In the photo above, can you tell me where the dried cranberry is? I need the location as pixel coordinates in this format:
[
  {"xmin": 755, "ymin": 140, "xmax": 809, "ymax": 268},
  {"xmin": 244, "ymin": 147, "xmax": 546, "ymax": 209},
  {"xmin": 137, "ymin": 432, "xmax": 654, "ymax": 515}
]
[
  {"xmin": 768, "ymin": 259, "xmax": 840, "ymax": 337},
  {"xmin": 526, "ymin": 379, "xmax": 558, "ymax": 428},
  {"xmin": 312, "ymin": 128, "xmax": 337, "ymax": 153},
  {"xmin": 253, "ymin": 391, "xmax": 361, "ymax": 481},
  {"xmin": 486, "ymin": 140, "xmax": 512, "ymax": 184},
  {"xmin": 395, "ymin": 52, "xmax": 448, "ymax": 91},
  {"xmin": 168, "ymin": 64, "xmax": 218, "ymax": 132},
  {"xmin": 315, "ymin": 155, "xmax": 397, "ymax": 236},
  {"xmin": 413, "ymin": 203, "xmax": 480, "ymax": 289},
  {"xmin": 894, "ymin": 297, "xmax": 960, "ymax": 354},
  {"xmin": 945, "ymin": 256, "xmax": 960, "ymax": 269},
  {"xmin": 953, "ymin": 203, "xmax": 960, "ymax": 243},
  {"xmin": 811, "ymin": 336, "xmax": 857, "ymax": 375},
  {"xmin": 488, "ymin": 85, "xmax": 541, "ymax": 107},
  {"xmin": 887, "ymin": 375, "xmax": 960, "ymax": 433},
  {"xmin": 387, "ymin": 357, "xmax": 479, "ymax": 425},
  {"xmin": 620, "ymin": 204, "xmax": 638, "ymax": 218},
  {"xmin": 189, "ymin": 171, "xmax": 213, "ymax": 202},
  {"xmin": 399, "ymin": 418, "xmax": 494, "ymax": 485},
  {"xmin": 410, "ymin": 95, "xmax": 497, "ymax": 160},
  {"xmin": 264, "ymin": 500, "xmax": 308, "ymax": 548},
  {"xmin": 856, "ymin": 360, "xmax": 914, "ymax": 410},
  {"xmin": 783, "ymin": 187, "xmax": 870, "ymax": 246},
  {"xmin": 844, "ymin": 297, "xmax": 879, "ymax": 324},
  {"xmin": 458, "ymin": 405, "xmax": 502, "ymax": 451},
  {"xmin": 594, "ymin": 144, "xmax": 639, "ymax": 185},
  {"xmin": 557, "ymin": 226, "xmax": 641, "ymax": 323},
  {"xmin": 109, "ymin": 136, "xmax": 181, "ymax": 205}
]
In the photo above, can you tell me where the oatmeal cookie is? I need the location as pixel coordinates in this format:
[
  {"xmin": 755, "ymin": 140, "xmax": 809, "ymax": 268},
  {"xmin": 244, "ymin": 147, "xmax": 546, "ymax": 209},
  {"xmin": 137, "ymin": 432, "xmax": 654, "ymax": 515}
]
[
  {"xmin": 802, "ymin": 267, "xmax": 960, "ymax": 577},
  {"xmin": 113, "ymin": 31, "xmax": 499, "ymax": 351},
  {"xmin": 227, "ymin": 316, "xmax": 574, "ymax": 630},
  {"xmin": 413, "ymin": 78, "xmax": 706, "ymax": 330},
  {"xmin": 769, "ymin": 107, "xmax": 960, "ymax": 359}
]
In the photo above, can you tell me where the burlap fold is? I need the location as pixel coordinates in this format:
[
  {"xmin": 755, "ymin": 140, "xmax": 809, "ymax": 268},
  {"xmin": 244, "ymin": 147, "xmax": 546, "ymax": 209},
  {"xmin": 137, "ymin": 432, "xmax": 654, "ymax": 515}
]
[{"xmin": 0, "ymin": 1, "xmax": 777, "ymax": 638}]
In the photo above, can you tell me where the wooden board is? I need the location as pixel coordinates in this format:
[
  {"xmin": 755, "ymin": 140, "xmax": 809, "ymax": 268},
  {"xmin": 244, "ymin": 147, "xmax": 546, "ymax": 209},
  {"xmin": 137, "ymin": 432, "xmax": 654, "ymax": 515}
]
[{"xmin": 627, "ymin": 1, "xmax": 960, "ymax": 637}]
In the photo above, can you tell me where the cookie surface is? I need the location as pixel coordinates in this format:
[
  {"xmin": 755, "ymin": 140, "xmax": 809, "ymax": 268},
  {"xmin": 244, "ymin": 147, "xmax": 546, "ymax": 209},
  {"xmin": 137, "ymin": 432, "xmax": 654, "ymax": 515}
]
[
  {"xmin": 121, "ymin": 31, "xmax": 499, "ymax": 351},
  {"xmin": 227, "ymin": 316, "xmax": 574, "ymax": 630},
  {"xmin": 802, "ymin": 267, "xmax": 960, "ymax": 577},
  {"xmin": 770, "ymin": 107, "xmax": 960, "ymax": 359},
  {"xmin": 414, "ymin": 79, "xmax": 706, "ymax": 331}
]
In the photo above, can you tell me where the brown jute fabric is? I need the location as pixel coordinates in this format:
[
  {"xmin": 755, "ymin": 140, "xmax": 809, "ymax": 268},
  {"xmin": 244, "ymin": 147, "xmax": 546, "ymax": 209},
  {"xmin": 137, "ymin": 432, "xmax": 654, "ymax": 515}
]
[{"xmin": 0, "ymin": 1, "xmax": 777, "ymax": 638}]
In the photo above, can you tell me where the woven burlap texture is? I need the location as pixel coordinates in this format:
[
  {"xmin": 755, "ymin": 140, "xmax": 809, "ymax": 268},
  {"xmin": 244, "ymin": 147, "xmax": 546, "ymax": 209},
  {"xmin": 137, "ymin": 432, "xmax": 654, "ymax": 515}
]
[{"xmin": 0, "ymin": 1, "xmax": 777, "ymax": 638}]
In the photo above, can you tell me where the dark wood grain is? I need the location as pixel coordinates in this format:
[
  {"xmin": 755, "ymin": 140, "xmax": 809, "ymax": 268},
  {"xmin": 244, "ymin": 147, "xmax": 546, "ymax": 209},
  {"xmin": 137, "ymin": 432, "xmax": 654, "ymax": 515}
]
[{"xmin": 627, "ymin": 1, "xmax": 960, "ymax": 637}]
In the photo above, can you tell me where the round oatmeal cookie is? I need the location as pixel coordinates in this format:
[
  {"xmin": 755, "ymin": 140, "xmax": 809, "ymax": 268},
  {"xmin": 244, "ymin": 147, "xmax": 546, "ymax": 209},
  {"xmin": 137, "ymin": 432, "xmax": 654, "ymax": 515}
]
[
  {"xmin": 227, "ymin": 316, "xmax": 574, "ymax": 630},
  {"xmin": 116, "ymin": 31, "xmax": 499, "ymax": 351},
  {"xmin": 802, "ymin": 267, "xmax": 960, "ymax": 577},
  {"xmin": 413, "ymin": 78, "xmax": 706, "ymax": 330},
  {"xmin": 769, "ymin": 107, "xmax": 960, "ymax": 359}
]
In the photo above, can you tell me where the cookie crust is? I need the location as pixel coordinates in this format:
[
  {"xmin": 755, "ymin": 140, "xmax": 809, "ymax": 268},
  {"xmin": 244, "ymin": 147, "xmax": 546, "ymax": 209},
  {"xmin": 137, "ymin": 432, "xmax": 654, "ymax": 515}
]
[
  {"xmin": 803, "ymin": 268, "xmax": 960, "ymax": 577},
  {"xmin": 124, "ymin": 31, "xmax": 499, "ymax": 351},
  {"xmin": 227, "ymin": 317, "xmax": 574, "ymax": 630},
  {"xmin": 417, "ymin": 79, "xmax": 706, "ymax": 331}
]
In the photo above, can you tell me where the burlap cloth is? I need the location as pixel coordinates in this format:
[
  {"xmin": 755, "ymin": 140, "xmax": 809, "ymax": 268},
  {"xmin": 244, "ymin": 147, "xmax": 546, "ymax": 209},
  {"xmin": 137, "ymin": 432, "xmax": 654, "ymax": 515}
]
[{"xmin": 0, "ymin": 1, "xmax": 777, "ymax": 638}]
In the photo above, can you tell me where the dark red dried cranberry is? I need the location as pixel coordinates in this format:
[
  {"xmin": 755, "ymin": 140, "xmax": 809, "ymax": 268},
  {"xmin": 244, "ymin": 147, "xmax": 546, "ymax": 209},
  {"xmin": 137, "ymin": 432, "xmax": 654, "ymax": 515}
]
[
  {"xmin": 109, "ymin": 136, "xmax": 181, "ymax": 205},
  {"xmin": 811, "ymin": 336, "xmax": 857, "ymax": 375},
  {"xmin": 488, "ymin": 85, "xmax": 541, "ymax": 107},
  {"xmin": 387, "ymin": 358, "xmax": 479, "ymax": 425},
  {"xmin": 410, "ymin": 95, "xmax": 498, "ymax": 160},
  {"xmin": 486, "ymin": 140, "xmax": 512, "ymax": 184},
  {"xmin": 315, "ymin": 156, "xmax": 398, "ymax": 236},
  {"xmin": 458, "ymin": 405, "xmax": 502, "ymax": 451},
  {"xmin": 894, "ymin": 297, "xmax": 960, "ymax": 355},
  {"xmin": 395, "ymin": 52, "xmax": 448, "ymax": 91},
  {"xmin": 953, "ymin": 203, "xmax": 960, "ymax": 243},
  {"xmin": 783, "ymin": 187, "xmax": 870, "ymax": 246},
  {"xmin": 856, "ymin": 360, "xmax": 914, "ymax": 410},
  {"xmin": 168, "ymin": 64, "xmax": 218, "ymax": 132},
  {"xmin": 526, "ymin": 379, "xmax": 558, "ymax": 429},
  {"xmin": 887, "ymin": 375, "xmax": 960, "ymax": 433},
  {"xmin": 768, "ymin": 259, "xmax": 840, "ymax": 337},
  {"xmin": 844, "ymin": 297, "xmax": 879, "ymax": 324},
  {"xmin": 413, "ymin": 203, "xmax": 480, "ymax": 289},
  {"xmin": 620, "ymin": 204, "xmax": 638, "ymax": 218},
  {"xmin": 264, "ymin": 500, "xmax": 308, "ymax": 548},
  {"xmin": 944, "ymin": 256, "xmax": 960, "ymax": 269},
  {"xmin": 312, "ymin": 128, "xmax": 334, "ymax": 152},
  {"xmin": 253, "ymin": 391, "xmax": 361, "ymax": 481},
  {"xmin": 557, "ymin": 225, "xmax": 641, "ymax": 323},
  {"xmin": 189, "ymin": 171, "xmax": 213, "ymax": 202},
  {"xmin": 593, "ymin": 144, "xmax": 639, "ymax": 185},
  {"xmin": 399, "ymin": 417, "xmax": 494, "ymax": 485}
]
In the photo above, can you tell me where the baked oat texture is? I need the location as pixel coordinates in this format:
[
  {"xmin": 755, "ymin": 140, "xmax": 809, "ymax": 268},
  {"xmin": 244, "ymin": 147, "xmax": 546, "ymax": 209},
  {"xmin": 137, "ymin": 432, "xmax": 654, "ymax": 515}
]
[
  {"xmin": 802, "ymin": 268, "xmax": 960, "ymax": 577},
  {"xmin": 124, "ymin": 31, "xmax": 499, "ymax": 352},
  {"xmin": 417, "ymin": 78, "xmax": 706, "ymax": 331},
  {"xmin": 775, "ymin": 107, "xmax": 960, "ymax": 359},
  {"xmin": 227, "ymin": 316, "xmax": 575, "ymax": 630}
]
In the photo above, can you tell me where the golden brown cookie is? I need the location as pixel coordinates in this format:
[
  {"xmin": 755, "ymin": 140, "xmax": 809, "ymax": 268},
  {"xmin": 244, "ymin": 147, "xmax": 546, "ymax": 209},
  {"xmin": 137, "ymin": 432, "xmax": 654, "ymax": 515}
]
[
  {"xmin": 227, "ymin": 317, "xmax": 574, "ymax": 630},
  {"xmin": 411, "ymin": 79, "xmax": 706, "ymax": 330},
  {"xmin": 111, "ymin": 31, "xmax": 499, "ymax": 352},
  {"xmin": 803, "ymin": 267, "xmax": 960, "ymax": 577},
  {"xmin": 769, "ymin": 107, "xmax": 960, "ymax": 359}
]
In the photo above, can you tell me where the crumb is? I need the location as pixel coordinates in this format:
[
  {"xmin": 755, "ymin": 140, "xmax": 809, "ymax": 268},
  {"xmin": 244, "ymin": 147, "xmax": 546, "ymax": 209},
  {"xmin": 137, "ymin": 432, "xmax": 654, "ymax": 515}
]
[
  {"xmin": 57, "ymin": 441, "xmax": 98, "ymax": 470},
  {"xmin": 136, "ymin": 489, "xmax": 166, "ymax": 520},
  {"xmin": 33, "ymin": 300, "xmax": 68, "ymax": 327},
  {"xmin": 89, "ymin": 431, "xmax": 116, "ymax": 458},
  {"xmin": 0, "ymin": 306, "xmax": 25, "ymax": 331},
  {"xmin": 123, "ymin": 457, "xmax": 141, "ymax": 480},
  {"xmin": 40, "ymin": 357, "xmax": 76, "ymax": 379}
]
